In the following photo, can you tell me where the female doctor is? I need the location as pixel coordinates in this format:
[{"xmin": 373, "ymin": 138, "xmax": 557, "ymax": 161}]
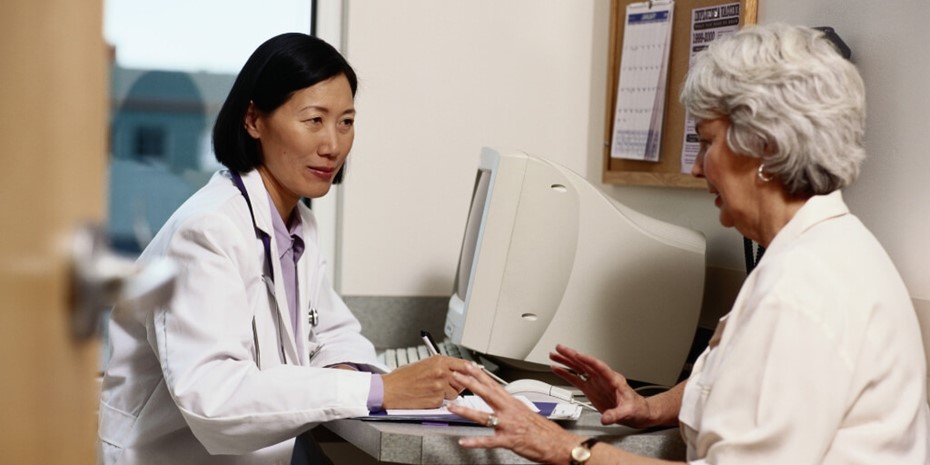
[{"xmin": 98, "ymin": 33, "xmax": 468, "ymax": 464}]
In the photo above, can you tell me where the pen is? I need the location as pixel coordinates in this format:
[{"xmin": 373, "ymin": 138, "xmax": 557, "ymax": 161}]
[
  {"xmin": 420, "ymin": 330, "xmax": 441, "ymax": 356},
  {"xmin": 479, "ymin": 364, "xmax": 509, "ymax": 386},
  {"xmin": 421, "ymin": 330, "xmax": 509, "ymax": 386}
]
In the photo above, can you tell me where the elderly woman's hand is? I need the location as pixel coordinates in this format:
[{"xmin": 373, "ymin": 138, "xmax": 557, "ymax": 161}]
[
  {"xmin": 549, "ymin": 344, "xmax": 655, "ymax": 428},
  {"xmin": 447, "ymin": 362, "xmax": 585, "ymax": 465}
]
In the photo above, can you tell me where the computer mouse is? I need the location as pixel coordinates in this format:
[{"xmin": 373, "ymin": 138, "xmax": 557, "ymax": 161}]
[{"xmin": 504, "ymin": 378, "xmax": 574, "ymax": 403}]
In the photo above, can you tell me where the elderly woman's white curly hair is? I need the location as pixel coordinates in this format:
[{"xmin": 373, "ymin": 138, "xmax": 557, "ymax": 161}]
[{"xmin": 680, "ymin": 23, "xmax": 866, "ymax": 196}]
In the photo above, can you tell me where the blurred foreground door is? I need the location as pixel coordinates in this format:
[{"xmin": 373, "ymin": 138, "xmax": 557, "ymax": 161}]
[{"xmin": 0, "ymin": 0, "xmax": 107, "ymax": 463}]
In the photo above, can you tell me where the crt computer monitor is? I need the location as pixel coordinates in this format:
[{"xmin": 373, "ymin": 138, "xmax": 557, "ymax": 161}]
[{"xmin": 444, "ymin": 147, "xmax": 706, "ymax": 386}]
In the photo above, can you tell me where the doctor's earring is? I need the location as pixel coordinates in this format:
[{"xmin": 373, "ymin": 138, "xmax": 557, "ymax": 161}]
[{"xmin": 757, "ymin": 164, "xmax": 773, "ymax": 183}]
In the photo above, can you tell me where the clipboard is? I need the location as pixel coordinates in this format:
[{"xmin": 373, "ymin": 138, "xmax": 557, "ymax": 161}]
[{"xmin": 357, "ymin": 397, "xmax": 583, "ymax": 425}]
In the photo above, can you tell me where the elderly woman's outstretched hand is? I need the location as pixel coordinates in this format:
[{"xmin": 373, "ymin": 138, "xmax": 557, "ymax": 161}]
[
  {"xmin": 447, "ymin": 362, "xmax": 585, "ymax": 465},
  {"xmin": 549, "ymin": 344, "xmax": 655, "ymax": 428}
]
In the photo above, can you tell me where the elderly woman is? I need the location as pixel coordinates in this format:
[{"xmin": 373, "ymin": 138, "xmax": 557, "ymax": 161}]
[{"xmin": 448, "ymin": 23, "xmax": 929, "ymax": 464}]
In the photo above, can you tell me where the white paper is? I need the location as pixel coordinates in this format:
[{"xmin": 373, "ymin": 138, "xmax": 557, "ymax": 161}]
[
  {"xmin": 383, "ymin": 395, "xmax": 539, "ymax": 416},
  {"xmin": 679, "ymin": 3, "xmax": 741, "ymax": 173},
  {"xmin": 610, "ymin": 0, "xmax": 674, "ymax": 162}
]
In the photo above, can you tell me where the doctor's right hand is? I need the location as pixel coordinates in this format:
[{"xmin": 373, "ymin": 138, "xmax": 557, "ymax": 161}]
[{"xmin": 381, "ymin": 356, "xmax": 469, "ymax": 409}]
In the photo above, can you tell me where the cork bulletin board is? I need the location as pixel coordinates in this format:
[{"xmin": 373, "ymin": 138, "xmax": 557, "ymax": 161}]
[{"xmin": 603, "ymin": 0, "xmax": 758, "ymax": 188}]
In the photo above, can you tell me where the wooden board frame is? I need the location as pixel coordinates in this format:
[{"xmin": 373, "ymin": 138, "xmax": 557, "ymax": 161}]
[{"xmin": 602, "ymin": 0, "xmax": 757, "ymax": 188}]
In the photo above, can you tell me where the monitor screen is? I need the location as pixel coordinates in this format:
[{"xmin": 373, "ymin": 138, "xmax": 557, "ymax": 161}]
[
  {"xmin": 445, "ymin": 147, "xmax": 706, "ymax": 386},
  {"xmin": 452, "ymin": 168, "xmax": 491, "ymax": 306}
]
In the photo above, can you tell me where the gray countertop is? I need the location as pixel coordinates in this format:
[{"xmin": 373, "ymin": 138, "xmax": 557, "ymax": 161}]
[
  {"xmin": 334, "ymin": 296, "xmax": 688, "ymax": 463},
  {"xmin": 324, "ymin": 409, "xmax": 686, "ymax": 464}
]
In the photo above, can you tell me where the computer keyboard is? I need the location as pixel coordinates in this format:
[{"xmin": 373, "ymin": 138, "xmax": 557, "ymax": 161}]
[{"xmin": 377, "ymin": 338, "xmax": 475, "ymax": 369}]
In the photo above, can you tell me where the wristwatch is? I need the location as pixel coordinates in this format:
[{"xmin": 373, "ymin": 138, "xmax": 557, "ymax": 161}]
[{"xmin": 569, "ymin": 437, "xmax": 600, "ymax": 465}]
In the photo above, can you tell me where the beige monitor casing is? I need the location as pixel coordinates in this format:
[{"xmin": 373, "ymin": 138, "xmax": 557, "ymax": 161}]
[{"xmin": 446, "ymin": 147, "xmax": 706, "ymax": 387}]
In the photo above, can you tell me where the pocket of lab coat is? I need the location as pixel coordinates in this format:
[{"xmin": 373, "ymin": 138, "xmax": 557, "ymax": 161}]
[{"xmin": 98, "ymin": 400, "xmax": 137, "ymax": 449}]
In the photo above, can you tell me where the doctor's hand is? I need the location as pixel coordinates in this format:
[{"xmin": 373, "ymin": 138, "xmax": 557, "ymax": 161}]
[
  {"xmin": 549, "ymin": 344, "xmax": 653, "ymax": 428},
  {"xmin": 382, "ymin": 356, "xmax": 469, "ymax": 409}
]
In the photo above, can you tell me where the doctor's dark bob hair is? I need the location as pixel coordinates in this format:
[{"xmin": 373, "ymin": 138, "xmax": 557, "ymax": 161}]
[{"xmin": 213, "ymin": 32, "xmax": 358, "ymax": 184}]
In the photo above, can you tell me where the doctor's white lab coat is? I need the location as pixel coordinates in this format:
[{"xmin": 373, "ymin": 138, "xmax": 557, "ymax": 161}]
[{"xmin": 98, "ymin": 169, "xmax": 385, "ymax": 464}]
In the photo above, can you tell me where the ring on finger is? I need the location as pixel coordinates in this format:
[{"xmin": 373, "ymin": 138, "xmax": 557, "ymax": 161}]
[
  {"xmin": 578, "ymin": 372, "xmax": 590, "ymax": 382},
  {"xmin": 485, "ymin": 413, "xmax": 499, "ymax": 428}
]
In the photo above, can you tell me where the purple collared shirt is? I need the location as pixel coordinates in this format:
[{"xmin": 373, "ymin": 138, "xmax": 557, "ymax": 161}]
[
  {"xmin": 267, "ymin": 195, "xmax": 383, "ymax": 411},
  {"xmin": 267, "ymin": 195, "xmax": 304, "ymax": 348}
]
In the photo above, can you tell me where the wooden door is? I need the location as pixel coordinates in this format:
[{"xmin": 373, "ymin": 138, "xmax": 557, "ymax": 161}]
[{"xmin": 0, "ymin": 0, "xmax": 107, "ymax": 463}]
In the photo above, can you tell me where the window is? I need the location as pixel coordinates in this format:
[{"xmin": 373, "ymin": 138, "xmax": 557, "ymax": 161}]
[
  {"xmin": 101, "ymin": 0, "xmax": 317, "ymax": 369},
  {"xmin": 104, "ymin": 0, "xmax": 315, "ymax": 255},
  {"xmin": 133, "ymin": 125, "xmax": 166, "ymax": 160}
]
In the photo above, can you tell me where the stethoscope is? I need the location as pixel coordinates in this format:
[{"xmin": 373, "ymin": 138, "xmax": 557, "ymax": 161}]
[{"xmin": 231, "ymin": 171, "xmax": 319, "ymax": 363}]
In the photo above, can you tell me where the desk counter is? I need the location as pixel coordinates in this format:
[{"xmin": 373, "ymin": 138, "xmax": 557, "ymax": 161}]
[
  {"xmin": 324, "ymin": 409, "xmax": 686, "ymax": 464},
  {"xmin": 338, "ymin": 296, "xmax": 687, "ymax": 463}
]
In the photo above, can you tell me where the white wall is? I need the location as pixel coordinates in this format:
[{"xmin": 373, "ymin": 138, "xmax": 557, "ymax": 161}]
[
  {"xmin": 339, "ymin": 0, "xmax": 605, "ymax": 296},
  {"xmin": 338, "ymin": 0, "xmax": 930, "ymax": 309},
  {"xmin": 754, "ymin": 1, "xmax": 930, "ymax": 303}
]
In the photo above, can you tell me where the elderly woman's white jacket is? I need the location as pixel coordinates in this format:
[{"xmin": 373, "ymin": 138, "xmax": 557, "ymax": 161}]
[
  {"xmin": 680, "ymin": 191, "xmax": 929, "ymax": 464},
  {"xmin": 98, "ymin": 169, "xmax": 385, "ymax": 465}
]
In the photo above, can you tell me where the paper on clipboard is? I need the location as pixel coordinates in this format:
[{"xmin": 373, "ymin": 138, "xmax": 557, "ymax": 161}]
[
  {"xmin": 610, "ymin": 0, "xmax": 674, "ymax": 162},
  {"xmin": 357, "ymin": 395, "xmax": 583, "ymax": 424}
]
